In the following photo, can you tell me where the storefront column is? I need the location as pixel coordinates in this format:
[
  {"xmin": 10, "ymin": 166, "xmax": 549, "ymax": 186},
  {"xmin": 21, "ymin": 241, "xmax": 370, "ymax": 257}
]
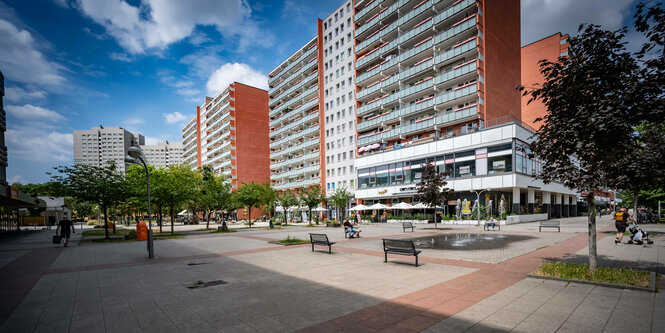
[
  {"xmin": 554, "ymin": 193, "xmax": 562, "ymax": 218},
  {"xmin": 562, "ymin": 194, "xmax": 569, "ymax": 217},
  {"xmin": 571, "ymin": 195, "xmax": 578, "ymax": 217},
  {"xmin": 527, "ymin": 188, "xmax": 535, "ymax": 214},
  {"xmin": 512, "ymin": 187, "xmax": 521, "ymax": 214},
  {"xmin": 541, "ymin": 191, "xmax": 551, "ymax": 219}
]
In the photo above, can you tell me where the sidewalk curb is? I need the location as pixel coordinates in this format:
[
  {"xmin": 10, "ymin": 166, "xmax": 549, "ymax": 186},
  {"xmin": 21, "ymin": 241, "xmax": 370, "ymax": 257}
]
[{"xmin": 527, "ymin": 272, "xmax": 657, "ymax": 293}]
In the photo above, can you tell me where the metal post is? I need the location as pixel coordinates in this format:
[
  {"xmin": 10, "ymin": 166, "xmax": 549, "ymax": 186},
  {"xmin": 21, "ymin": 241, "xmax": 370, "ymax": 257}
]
[{"xmin": 139, "ymin": 156, "xmax": 154, "ymax": 259}]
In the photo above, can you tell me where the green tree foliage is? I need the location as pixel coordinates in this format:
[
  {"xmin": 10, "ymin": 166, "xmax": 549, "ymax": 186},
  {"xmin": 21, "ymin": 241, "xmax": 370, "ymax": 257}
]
[
  {"xmin": 200, "ymin": 167, "xmax": 231, "ymax": 229},
  {"xmin": 520, "ymin": 24, "xmax": 647, "ymax": 270},
  {"xmin": 235, "ymin": 182, "xmax": 264, "ymax": 227},
  {"xmin": 50, "ymin": 162, "xmax": 128, "ymax": 239},
  {"xmin": 300, "ymin": 185, "xmax": 324, "ymax": 225},
  {"xmin": 160, "ymin": 164, "xmax": 198, "ymax": 235},
  {"xmin": 279, "ymin": 190, "xmax": 300, "ymax": 224},
  {"xmin": 260, "ymin": 182, "xmax": 277, "ymax": 218},
  {"xmin": 328, "ymin": 187, "xmax": 350, "ymax": 222},
  {"xmin": 415, "ymin": 163, "xmax": 451, "ymax": 229}
]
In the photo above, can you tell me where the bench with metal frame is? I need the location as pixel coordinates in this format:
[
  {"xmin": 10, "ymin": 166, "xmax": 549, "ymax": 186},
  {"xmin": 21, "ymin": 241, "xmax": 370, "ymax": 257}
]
[
  {"xmin": 402, "ymin": 222, "xmax": 415, "ymax": 232},
  {"xmin": 309, "ymin": 233, "xmax": 336, "ymax": 253},
  {"xmin": 484, "ymin": 221, "xmax": 501, "ymax": 231},
  {"xmin": 382, "ymin": 238, "xmax": 422, "ymax": 266},
  {"xmin": 539, "ymin": 220, "xmax": 560, "ymax": 232}
]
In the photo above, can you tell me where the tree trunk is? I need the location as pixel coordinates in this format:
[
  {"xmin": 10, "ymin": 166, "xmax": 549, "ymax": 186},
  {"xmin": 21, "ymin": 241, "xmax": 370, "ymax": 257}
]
[
  {"xmin": 103, "ymin": 204, "xmax": 109, "ymax": 240},
  {"xmin": 170, "ymin": 204, "xmax": 175, "ymax": 235},
  {"xmin": 206, "ymin": 210, "xmax": 210, "ymax": 230},
  {"xmin": 633, "ymin": 192, "xmax": 639, "ymax": 223},
  {"xmin": 309, "ymin": 208, "xmax": 313, "ymax": 225},
  {"xmin": 248, "ymin": 207, "xmax": 252, "ymax": 227},
  {"xmin": 587, "ymin": 193, "xmax": 597, "ymax": 271},
  {"xmin": 433, "ymin": 211, "xmax": 437, "ymax": 229},
  {"xmin": 158, "ymin": 205, "xmax": 163, "ymax": 233}
]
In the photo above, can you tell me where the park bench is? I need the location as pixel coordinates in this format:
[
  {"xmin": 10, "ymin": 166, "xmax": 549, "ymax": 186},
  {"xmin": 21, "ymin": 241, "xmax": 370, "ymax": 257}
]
[
  {"xmin": 484, "ymin": 221, "xmax": 501, "ymax": 231},
  {"xmin": 402, "ymin": 222, "xmax": 415, "ymax": 232},
  {"xmin": 382, "ymin": 239, "xmax": 422, "ymax": 266},
  {"xmin": 539, "ymin": 220, "xmax": 560, "ymax": 232},
  {"xmin": 343, "ymin": 226, "xmax": 361, "ymax": 238},
  {"xmin": 309, "ymin": 233, "xmax": 335, "ymax": 253}
]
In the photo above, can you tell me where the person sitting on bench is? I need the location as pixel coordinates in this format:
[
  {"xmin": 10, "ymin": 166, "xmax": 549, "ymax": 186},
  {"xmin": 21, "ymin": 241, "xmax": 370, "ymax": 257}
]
[
  {"xmin": 486, "ymin": 217, "xmax": 498, "ymax": 230},
  {"xmin": 344, "ymin": 218, "xmax": 359, "ymax": 238}
]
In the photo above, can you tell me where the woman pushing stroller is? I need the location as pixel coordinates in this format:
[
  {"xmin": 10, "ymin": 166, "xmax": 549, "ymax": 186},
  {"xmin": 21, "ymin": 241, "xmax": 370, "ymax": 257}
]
[{"xmin": 614, "ymin": 207, "xmax": 635, "ymax": 245}]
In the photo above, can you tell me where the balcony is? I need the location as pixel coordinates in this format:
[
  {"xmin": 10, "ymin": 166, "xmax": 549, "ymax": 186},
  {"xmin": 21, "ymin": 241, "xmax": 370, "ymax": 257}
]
[
  {"xmin": 399, "ymin": 78, "xmax": 434, "ymax": 101},
  {"xmin": 434, "ymin": 15, "xmax": 476, "ymax": 46},
  {"xmin": 433, "ymin": 0, "xmax": 476, "ymax": 26},
  {"xmin": 399, "ymin": 58, "xmax": 434, "ymax": 82},
  {"xmin": 400, "ymin": 117, "xmax": 435, "ymax": 136},
  {"xmin": 435, "ymin": 61, "xmax": 477, "ymax": 86},
  {"xmin": 271, "ymin": 84, "xmax": 318, "ymax": 116},
  {"xmin": 269, "ymin": 47, "xmax": 317, "ymax": 86},
  {"xmin": 355, "ymin": 0, "xmax": 380, "ymax": 22},
  {"xmin": 271, "ymin": 112, "xmax": 319, "ymax": 138},
  {"xmin": 271, "ymin": 125, "xmax": 319, "ymax": 148},
  {"xmin": 435, "ymin": 105, "xmax": 478, "ymax": 127},
  {"xmin": 434, "ymin": 38, "xmax": 477, "ymax": 68},
  {"xmin": 400, "ymin": 97, "xmax": 436, "ymax": 118},
  {"xmin": 435, "ymin": 84, "xmax": 478, "ymax": 106}
]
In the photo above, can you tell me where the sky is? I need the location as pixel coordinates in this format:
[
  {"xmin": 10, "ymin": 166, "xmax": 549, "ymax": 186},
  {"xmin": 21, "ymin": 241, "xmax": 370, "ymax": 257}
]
[{"xmin": 0, "ymin": 0, "xmax": 644, "ymax": 184}]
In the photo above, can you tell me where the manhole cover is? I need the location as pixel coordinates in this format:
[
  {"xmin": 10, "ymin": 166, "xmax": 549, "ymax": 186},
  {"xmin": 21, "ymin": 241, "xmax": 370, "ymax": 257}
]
[
  {"xmin": 184, "ymin": 280, "xmax": 227, "ymax": 289},
  {"xmin": 187, "ymin": 262, "xmax": 210, "ymax": 266}
]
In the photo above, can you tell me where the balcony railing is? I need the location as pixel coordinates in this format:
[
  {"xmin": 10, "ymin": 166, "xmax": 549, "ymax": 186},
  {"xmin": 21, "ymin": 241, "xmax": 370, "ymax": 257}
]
[{"xmin": 433, "ymin": 0, "xmax": 475, "ymax": 26}]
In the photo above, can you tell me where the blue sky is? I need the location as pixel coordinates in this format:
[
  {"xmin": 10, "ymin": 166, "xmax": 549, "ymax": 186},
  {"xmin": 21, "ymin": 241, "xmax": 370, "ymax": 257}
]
[{"xmin": 0, "ymin": 0, "xmax": 643, "ymax": 184}]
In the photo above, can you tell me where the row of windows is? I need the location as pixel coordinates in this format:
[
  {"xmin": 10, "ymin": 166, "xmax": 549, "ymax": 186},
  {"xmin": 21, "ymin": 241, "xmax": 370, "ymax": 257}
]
[
  {"xmin": 326, "ymin": 123, "xmax": 354, "ymax": 138},
  {"xmin": 327, "ymin": 179, "xmax": 355, "ymax": 191},
  {"xmin": 326, "ymin": 164, "xmax": 355, "ymax": 178},
  {"xmin": 326, "ymin": 149, "xmax": 355, "ymax": 165}
]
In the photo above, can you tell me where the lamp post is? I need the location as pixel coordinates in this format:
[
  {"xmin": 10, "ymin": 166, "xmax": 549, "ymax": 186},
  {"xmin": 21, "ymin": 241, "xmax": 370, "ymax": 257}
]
[
  {"xmin": 470, "ymin": 188, "xmax": 491, "ymax": 226},
  {"xmin": 125, "ymin": 146, "xmax": 154, "ymax": 259}
]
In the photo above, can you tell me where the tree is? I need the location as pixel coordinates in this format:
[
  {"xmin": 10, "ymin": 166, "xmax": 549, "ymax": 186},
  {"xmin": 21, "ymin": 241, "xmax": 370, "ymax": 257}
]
[
  {"xmin": 70, "ymin": 198, "xmax": 93, "ymax": 220},
  {"xmin": 328, "ymin": 187, "xmax": 350, "ymax": 222},
  {"xmin": 300, "ymin": 185, "xmax": 324, "ymax": 225},
  {"xmin": 201, "ymin": 170, "xmax": 231, "ymax": 229},
  {"xmin": 279, "ymin": 190, "xmax": 300, "ymax": 225},
  {"xmin": 260, "ymin": 182, "xmax": 277, "ymax": 218},
  {"xmin": 520, "ymin": 24, "xmax": 640, "ymax": 270},
  {"xmin": 161, "ymin": 164, "xmax": 198, "ymax": 235},
  {"xmin": 235, "ymin": 182, "xmax": 264, "ymax": 227},
  {"xmin": 415, "ymin": 163, "xmax": 451, "ymax": 229},
  {"xmin": 50, "ymin": 162, "xmax": 128, "ymax": 239}
]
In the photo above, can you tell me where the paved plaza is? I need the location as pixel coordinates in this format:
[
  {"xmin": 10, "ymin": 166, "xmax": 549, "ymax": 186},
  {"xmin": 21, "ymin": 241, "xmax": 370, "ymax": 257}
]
[{"xmin": 0, "ymin": 216, "xmax": 663, "ymax": 332}]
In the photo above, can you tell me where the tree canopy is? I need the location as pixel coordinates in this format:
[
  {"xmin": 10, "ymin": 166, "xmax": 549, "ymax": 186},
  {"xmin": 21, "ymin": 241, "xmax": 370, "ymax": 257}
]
[{"xmin": 415, "ymin": 163, "xmax": 451, "ymax": 229}]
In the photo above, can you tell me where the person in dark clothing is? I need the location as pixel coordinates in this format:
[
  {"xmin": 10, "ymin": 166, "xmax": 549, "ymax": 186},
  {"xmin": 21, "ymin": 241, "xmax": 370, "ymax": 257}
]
[
  {"xmin": 614, "ymin": 207, "xmax": 634, "ymax": 245},
  {"xmin": 56, "ymin": 218, "xmax": 75, "ymax": 247},
  {"xmin": 343, "ymin": 218, "xmax": 359, "ymax": 238}
]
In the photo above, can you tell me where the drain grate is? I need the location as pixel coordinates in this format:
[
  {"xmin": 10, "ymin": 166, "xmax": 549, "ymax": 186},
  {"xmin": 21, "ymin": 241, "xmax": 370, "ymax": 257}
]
[
  {"xmin": 187, "ymin": 262, "xmax": 211, "ymax": 266},
  {"xmin": 184, "ymin": 280, "xmax": 227, "ymax": 289}
]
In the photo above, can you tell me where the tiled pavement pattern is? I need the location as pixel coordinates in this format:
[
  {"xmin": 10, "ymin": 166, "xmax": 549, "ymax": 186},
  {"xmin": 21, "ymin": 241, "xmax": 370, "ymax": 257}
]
[{"xmin": 0, "ymin": 217, "xmax": 662, "ymax": 332}]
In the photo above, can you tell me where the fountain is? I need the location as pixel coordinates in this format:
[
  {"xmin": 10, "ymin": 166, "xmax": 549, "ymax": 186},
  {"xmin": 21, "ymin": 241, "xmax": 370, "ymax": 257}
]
[{"xmin": 407, "ymin": 233, "xmax": 535, "ymax": 250}]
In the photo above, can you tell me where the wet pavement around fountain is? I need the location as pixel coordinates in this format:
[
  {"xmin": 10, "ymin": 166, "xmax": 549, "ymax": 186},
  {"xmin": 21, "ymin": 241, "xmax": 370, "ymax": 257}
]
[{"xmin": 0, "ymin": 216, "xmax": 663, "ymax": 332}]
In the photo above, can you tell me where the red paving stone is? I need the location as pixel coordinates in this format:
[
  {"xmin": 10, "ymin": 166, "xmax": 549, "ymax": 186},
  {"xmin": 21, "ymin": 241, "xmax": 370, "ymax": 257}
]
[{"xmin": 299, "ymin": 225, "xmax": 615, "ymax": 332}]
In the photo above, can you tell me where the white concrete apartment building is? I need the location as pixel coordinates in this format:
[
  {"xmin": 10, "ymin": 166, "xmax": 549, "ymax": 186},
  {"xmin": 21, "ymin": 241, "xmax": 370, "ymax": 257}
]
[
  {"xmin": 322, "ymin": 0, "xmax": 357, "ymax": 203},
  {"xmin": 73, "ymin": 126, "xmax": 144, "ymax": 173},
  {"xmin": 139, "ymin": 141, "xmax": 184, "ymax": 168},
  {"xmin": 182, "ymin": 115, "xmax": 199, "ymax": 168}
]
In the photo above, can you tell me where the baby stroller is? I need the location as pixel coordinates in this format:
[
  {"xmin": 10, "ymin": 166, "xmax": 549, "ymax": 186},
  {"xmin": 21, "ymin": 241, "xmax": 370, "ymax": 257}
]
[{"xmin": 627, "ymin": 224, "xmax": 654, "ymax": 245}]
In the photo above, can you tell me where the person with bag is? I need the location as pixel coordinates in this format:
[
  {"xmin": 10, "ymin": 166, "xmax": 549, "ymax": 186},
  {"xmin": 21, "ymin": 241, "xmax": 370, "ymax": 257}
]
[
  {"xmin": 614, "ymin": 207, "xmax": 634, "ymax": 245},
  {"xmin": 56, "ymin": 218, "xmax": 75, "ymax": 247}
]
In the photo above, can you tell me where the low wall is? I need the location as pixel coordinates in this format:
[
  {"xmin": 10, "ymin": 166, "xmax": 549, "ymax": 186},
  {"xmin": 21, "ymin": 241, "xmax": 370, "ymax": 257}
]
[{"xmin": 506, "ymin": 213, "xmax": 548, "ymax": 224}]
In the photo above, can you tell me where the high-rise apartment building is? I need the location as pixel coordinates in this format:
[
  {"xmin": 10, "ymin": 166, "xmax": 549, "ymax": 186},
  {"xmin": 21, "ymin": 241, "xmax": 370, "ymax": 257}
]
[
  {"xmin": 268, "ymin": 36, "xmax": 325, "ymax": 193},
  {"xmin": 181, "ymin": 82, "xmax": 270, "ymax": 192},
  {"xmin": 521, "ymin": 32, "xmax": 569, "ymax": 129},
  {"xmin": 139, "ymin": 141, "xmax": 184, "ymax": 168},
  {"xmin": 269, "ymin": 1, "xmax": 357, "ymax": 211},
  {"xmin": 73, "ymin": 126, "xmax": 144, "ymax": 173},
  {"xmin": 0, "ymin": 71, "xmax": 6, "ymax": 184},
  {"xmin": 322, "ymin": 0, "xmax": 358, "ymax": 201},
  {"xmin": 351, "ymin": 0, "xmax": 577, "ymax": 219}
]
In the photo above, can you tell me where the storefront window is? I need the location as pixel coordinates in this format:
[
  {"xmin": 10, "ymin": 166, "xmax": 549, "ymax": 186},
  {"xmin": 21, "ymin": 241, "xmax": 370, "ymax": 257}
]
[
  {"xmin": 390, "ymin": 162, "xmax": 404, "ymax": 185},
  {"xmin": 487, "ymin": 155, "xmax": 512, "ymax": 174},
  {"xmin": 455, "ymin": 160, "xmax": 475, "ymax": 178},
  {"xmin": 358, "ymin": 168, "xmax": 370, "ymax": 189},
  {"xmin": 410, "ymin": 159, "xmax": 425, "ymax": 183},
  {"xmin": 376, "ymin": 165, "xmax": 389, "ymax": 187}
]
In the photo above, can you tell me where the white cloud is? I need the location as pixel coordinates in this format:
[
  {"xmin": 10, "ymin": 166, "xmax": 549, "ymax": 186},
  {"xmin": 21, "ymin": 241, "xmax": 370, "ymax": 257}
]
[
  {"xmin": 4, "ymin": 87, "xmax": 47, "ymax": 103},
  {"xmin": 164, "ymin": 111, "xmax": 187, "ymax": 124},
  {"xmin": 206, "ymin": 63, "xmax": 268, "ymax": 95},
  {"xmin": 0, "ymin": 19, "xmax": 66, "ymax": 87},
  {"xmin": 5, "ymin": 104, "xmax": 64, "ymax": 121},
  {"xmin": 125, "ymin": 117, "xmax": 144, "ymax": 125},
  {"xmin": 6, "ymin": 127, "xmax": 73, "ymax": 162},
  {"xmin": 72, "ymin": 0, "xmax": 266, "ymax": 54},
  {"xmin": 109, "ymin": 52, "xmax": 132, "ymax": 62},
  {"xmin": 8, "ymin": 174, "xmax": 26, "ymax": 184},
  {"xmin": 521, "ymin": 0, "xmax": 634, "ymax": 46},
  {"xmin": 176, "ymin": 88, "xmax": 201, "ymax": 96}
]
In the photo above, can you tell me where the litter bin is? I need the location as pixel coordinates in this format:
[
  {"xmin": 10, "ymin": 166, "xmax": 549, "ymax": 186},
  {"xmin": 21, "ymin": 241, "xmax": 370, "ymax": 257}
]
[{"xmin": 137, "ymin": 221, "xmax": 148, "ymax": 241}]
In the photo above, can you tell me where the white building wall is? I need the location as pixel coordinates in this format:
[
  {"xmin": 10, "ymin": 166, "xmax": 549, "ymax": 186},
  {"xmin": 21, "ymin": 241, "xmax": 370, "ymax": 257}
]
[
  {"xmin": 73, "ymin": 126, "xmax": 141, "ymax": 173},
  {"xmin": 322, "ymin": 0, "xmax": 357, "ymax": 198}
]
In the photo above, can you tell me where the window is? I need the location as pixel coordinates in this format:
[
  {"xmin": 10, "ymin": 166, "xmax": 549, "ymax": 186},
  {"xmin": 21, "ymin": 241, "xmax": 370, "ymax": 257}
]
[{"xmin": 488, "ymin": 155, "xmax": 512, "ymax": 174}]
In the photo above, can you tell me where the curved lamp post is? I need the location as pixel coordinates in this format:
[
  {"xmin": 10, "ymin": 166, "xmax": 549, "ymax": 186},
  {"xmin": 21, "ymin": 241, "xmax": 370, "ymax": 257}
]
[
  {"xmin": 470, "ymin": 188, "xmax": 491, "ymax": 226},
  {"xmin": 125, "ymin": 146, "xmax": 154, "ymax": 259}
]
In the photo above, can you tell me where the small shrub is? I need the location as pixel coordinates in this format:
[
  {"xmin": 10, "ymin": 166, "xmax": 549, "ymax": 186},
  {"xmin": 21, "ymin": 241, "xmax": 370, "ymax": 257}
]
[
  {"xmin": 127, "ymin": 230, "xmax": 137, "ymax": 240},
  {"xmin": 87, "ymin": 221, "xmax": 96, "ymax": 226}
]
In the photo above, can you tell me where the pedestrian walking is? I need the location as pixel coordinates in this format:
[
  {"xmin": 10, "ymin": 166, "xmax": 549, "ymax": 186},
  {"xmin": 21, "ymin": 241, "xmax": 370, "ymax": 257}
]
[{"xmin": 56, "ymin": 218, "xmax": 75, "ymax": 247}]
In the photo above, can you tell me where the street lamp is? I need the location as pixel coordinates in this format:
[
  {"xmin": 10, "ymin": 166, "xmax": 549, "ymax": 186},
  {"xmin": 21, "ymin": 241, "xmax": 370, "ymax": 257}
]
[
  {"xmin": 125, "ymin": 146, "xmax": 154, "ymax": 259},
  {"xmin": 470, "ymin": 188, "xmax": 491, "ymax": 226}
]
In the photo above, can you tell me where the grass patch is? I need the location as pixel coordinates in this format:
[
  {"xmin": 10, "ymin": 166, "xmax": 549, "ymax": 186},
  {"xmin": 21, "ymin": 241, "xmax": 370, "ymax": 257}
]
[
  {"xmin": 305, "ymin": 224, "xmax": 322, "ymax": 227},
  {"xmin": 209, "ymin": 229, "xmax": 237, "ymax": 233},
  {"xmin": 82, "ymin": 229, "xmax": 129, "ymax": 237},
  {"xmin": 153, "ymin": 233, "xmax": 187, "ymax": 240},
  {"xmin": 262, "ymin": 227, "xmax": 283, "ymax": 230},
  {"xmin": 534, "ymin": 262, "xmax": 651, "ymax": 288},
  {"xmin": 274, "ymin": 236, "xmax": 309, "ymax": 245}
]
